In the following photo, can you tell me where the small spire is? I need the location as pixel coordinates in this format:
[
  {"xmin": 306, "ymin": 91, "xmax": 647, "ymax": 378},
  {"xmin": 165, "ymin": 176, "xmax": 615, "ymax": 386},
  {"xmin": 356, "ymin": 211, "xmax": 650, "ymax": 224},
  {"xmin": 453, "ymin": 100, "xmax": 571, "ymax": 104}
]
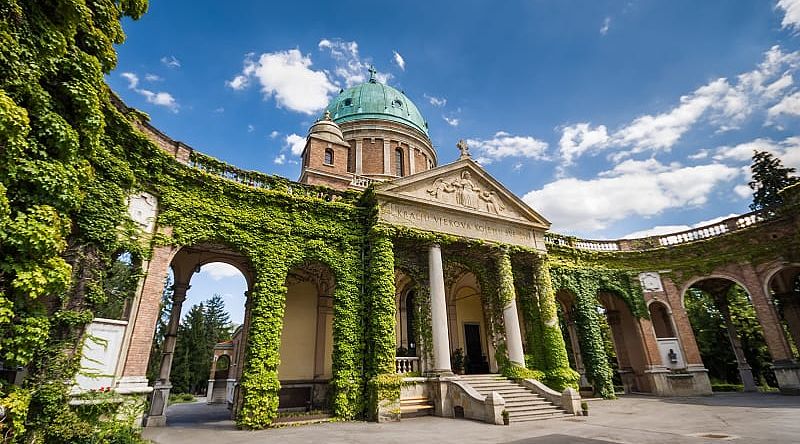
[
  {"xmin": 368, "ymin": 65, "xmax": 378, "ymax": 83},
  {"xmin": 457, "ymin": 139, "xmax": 471, "ymax": 159}
]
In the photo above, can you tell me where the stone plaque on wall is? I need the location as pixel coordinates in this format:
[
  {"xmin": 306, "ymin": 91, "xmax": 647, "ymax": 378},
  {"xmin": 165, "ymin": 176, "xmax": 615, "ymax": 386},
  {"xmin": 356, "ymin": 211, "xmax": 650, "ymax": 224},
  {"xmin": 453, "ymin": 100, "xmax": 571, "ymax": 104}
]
[
  {"xmin": 638, "ymin": 272, "xmax": 664, "ymax": 293},
  {"xmin": 127, "ymin": 191, "xmax": 158, "ymax": 233},
  {"xmin": 74, "ymin": 318, "xmax": 128, "ymax": 392}
]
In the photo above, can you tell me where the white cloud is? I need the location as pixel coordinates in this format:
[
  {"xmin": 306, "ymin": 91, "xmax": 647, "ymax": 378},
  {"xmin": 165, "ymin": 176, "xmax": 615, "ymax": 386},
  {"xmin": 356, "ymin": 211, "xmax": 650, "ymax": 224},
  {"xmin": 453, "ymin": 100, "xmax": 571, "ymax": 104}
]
[
  {"xmin": 768, "ymin": 91, "xmax": 800, "ymax": 119},
  {"xmin": 600, "ymin": 17, "xmax": 611, "ymax": 35},
  {"xmin": 443, "ymin": 115, "xmax": 460, "ymax": 126},
  {"xmin": 121, "ymin": 72, "xmax": 139, "ymax": 89},
  {"xmin": 466, "ymin": 131, "xmax": 548, "ymax": 164},
  {"xmin": 274, "ymin": 154, "xmax": 286, "ymax": 165},
  {"xmin": 621, "ymin": 213, "xmax": 739, "ymax": 239},
  {"xmin": 138, "ymin": 90, "xmax": 178, "ymax": 111},
  {"xmin": 144, "ymin": 73, "xmax": 162, "ymax": 82},
  {"xmin": 734, "ymin": 184, "xmax": 752, "ymax": 199},
  {"xmin": 226, "ymin": 74, "xmax": 250, "ymax": 91},
  {"xmin": 270, "ymin": 130, "xmax": 280, "ymax": 139},
  {"xmin": 227, "ymin": 50, "xmax": 338, "ymax": 115},
  {"xmin": 120, "ymin": 72, "xmax": 178, "ymax": 112},
  {"xmin": 285, "ymin": 133, "xmax": 306, "ymax": 156},
  {"xmin": 558, "ymin": 123, "xmax": 609, "ymax": 165},
  {"xmin": 557, "ymin": 46, "xmax": 800, "ymax": 165},
  {"xmin": 214, "ymin": 107, "xmax": 225, "ymax": 113},
  {"xmin": 393, "ymin": 50, "xmax": 406, "ymax": 71},
  {"xmin": 777, "ymin": 0, "xmax": 800, "ymax": 31},
  {"xmin": 201, "ymin": 262, "xmax": 241, "ymax": 280},
  {"xmin": 160, "ymin": 55, "xmax": 181, "ymax": 69},
  {"xmin": 523, "ymin": 161, "xmax": 739, "ymax": 233},
  {"xmin": 318, "ymin": 39, "xmax": 391, "ymax": 86},
  {"xmin": 425, "ymin": 94, "xmax": 447, "ymax": 107},
  {"xmin": 247, "ymin": 124, "xmax": 255, "ymax": 133},
  {"xmin": 713, "ymin": 136, "xmax": 800, "ymax": 169}
]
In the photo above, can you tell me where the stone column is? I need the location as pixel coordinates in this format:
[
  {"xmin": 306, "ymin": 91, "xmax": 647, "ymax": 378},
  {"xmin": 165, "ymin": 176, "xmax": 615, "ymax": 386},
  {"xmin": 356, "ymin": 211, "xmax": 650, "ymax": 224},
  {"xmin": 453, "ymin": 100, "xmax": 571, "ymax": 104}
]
[
  {"xmin": 383, "ymin": 140, "xmax": 391, "ymax": 175},
  {"xmin": 146, "ymin": 282, "xmax": 190, "ymax": 426},
  {"xmin": 407, "ymin": 146, "xmax": 416, "ymax": 175},
  {"xmin": 713, "ymin": 293, "xmax": 757, "ymax": 392},
  {"xmin": 498, "ymin": 250, "xmax": 525, "ymax": 366},
  {"xmin": 355, "ymin": 139, "xmax": 363, "ymax": 175},
  {"xmin": 429, "ymin": 244, "xmax": 452, "ymax": 374}
]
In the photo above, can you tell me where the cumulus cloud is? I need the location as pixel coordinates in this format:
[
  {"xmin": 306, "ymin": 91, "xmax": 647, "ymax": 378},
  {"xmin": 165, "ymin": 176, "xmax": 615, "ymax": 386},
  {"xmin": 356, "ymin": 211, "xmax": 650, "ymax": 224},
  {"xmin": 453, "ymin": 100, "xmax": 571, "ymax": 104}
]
[
  {"xmin": 393, "ymin": 50, "xmax": 406, "ymax": 71},
  {"xmin": 201, "ymin": 262, "xmax": 241, "ymax": 280},
  {"xmin": 443, "ymin": 115, "xmax": 460, "ymax": 127},
  {"xmin": 621, "ymin": 213, "xmax": 739, "ymax": 239},
  {"xmin": 712, "ymin": 136, "xmax": 800, "ymax": 169},
  {"xmin": 559, "ymin": 123, "xmax": 609, "ymax": 165},
  {"xmin": 425, "ymin": 94, "xmax": 447, "ymax": 107},
  {"xmin": 523, "ymin": 161, "xmax": 739, "ymax": 233},
  {"xmin": 318, "ymin": 39, "xmax": 391, "ymax": 86},
  {"xmin": 160, "ymin": 55, "xmax": 181, "ymax": 69},
  {"xmin": 227, "ymin": 50, "xmax": 338, "ymax": 115},
  {"xmin": 274, "ymin": 154, "xmax": 286, "ymax": 165},
  {"xmin": 557, "ymin": 46, "xmax": 800, "ymax": 165},
  {"xmin": 777, "ymin": 0, "xmax": 800, "ymax": 31},
  {"xmin": 285, "ymin": 133, "xmax": 306, "ymax": 156},
  {"xmin": 768, "ymin": 91, "xmax": 800, "ymax": 119},
  {"xmin": 120, "ymin": 72, "xmax": 178, "ymax": 112},
  {"xmin": 600, "ymin": 17, "xmax": 611, "ymax": 35},
  {"xmin": 466, "ymin": 131, "xmax": 548, "ymax": 164}
]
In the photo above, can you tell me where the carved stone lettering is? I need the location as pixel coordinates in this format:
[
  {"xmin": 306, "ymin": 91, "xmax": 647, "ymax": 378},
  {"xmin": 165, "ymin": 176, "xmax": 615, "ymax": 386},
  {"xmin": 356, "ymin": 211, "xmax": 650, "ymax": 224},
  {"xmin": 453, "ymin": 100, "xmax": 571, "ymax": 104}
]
[{"xmin": 379, "ymin": 200, "xmax": 544, "ymax": 250}]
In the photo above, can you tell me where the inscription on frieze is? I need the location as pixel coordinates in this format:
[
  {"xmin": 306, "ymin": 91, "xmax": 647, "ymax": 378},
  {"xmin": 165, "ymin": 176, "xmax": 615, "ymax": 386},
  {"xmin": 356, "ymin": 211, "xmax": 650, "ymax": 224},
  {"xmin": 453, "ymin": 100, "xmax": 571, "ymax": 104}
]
[{"xmin": 379, "ymin": 201, "xmax": 543, "ymax": 249}]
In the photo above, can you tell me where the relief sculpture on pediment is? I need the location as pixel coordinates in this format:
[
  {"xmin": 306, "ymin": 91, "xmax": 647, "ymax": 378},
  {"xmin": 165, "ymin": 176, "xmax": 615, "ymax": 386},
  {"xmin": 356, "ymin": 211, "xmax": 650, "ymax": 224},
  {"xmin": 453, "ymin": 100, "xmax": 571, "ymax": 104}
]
[{"xmin": 426, "ymin": 170, "xmax": 506, "ymax": 215}]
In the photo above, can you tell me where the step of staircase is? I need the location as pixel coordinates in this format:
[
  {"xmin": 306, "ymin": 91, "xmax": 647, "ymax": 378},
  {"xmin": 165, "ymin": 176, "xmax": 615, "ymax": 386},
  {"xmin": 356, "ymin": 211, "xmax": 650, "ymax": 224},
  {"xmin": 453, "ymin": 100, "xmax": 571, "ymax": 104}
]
[
  {"xmin": 459, "ymin": 374, "xmax": 572, "ymax": 423},
  {"xmin": 400, "ymin": 397, "xmax": 434, "ymax": 418}
]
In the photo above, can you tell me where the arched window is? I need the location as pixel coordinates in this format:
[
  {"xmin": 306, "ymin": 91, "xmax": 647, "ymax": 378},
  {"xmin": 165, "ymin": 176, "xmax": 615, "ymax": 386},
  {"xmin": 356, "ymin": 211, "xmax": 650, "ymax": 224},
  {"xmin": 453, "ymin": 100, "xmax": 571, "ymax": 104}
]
[
  {"xmin": 406, "ymin": 291, "xmax": 416, "ymax": 356},
  {"xmin": 395, "ymin": 148, "xmax": 404, "ymax": 177},
  {"xmin": 649, "ymin": 301, "xmax": 676, "ymax": 338},
  {"xmin": 324, "ymin": 148, "xmax": 334, "ymax": 165}
]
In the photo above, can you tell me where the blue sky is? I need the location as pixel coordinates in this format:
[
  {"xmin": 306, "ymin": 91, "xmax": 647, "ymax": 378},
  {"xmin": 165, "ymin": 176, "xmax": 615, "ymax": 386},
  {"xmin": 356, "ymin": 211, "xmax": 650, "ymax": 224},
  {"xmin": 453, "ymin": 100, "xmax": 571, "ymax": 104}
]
[{"xmin": 113, "ymin": 1, "xmax": 800, "ymax": 319}]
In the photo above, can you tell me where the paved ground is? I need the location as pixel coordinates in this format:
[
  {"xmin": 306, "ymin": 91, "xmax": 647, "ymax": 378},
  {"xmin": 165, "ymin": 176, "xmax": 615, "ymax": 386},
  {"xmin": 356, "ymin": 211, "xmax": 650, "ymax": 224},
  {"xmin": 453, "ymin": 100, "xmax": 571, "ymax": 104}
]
[{"xmin": 142, "ymin": 393, "xmax": 800, "ymax": 443}]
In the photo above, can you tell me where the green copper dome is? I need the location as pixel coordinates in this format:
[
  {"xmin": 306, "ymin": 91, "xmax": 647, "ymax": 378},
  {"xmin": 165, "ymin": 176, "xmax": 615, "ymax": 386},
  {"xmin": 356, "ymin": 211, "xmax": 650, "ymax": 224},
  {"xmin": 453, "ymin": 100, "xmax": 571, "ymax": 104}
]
[{"xmin": 325, "ymin": 69, "xmax": 428, "ymax": 135}]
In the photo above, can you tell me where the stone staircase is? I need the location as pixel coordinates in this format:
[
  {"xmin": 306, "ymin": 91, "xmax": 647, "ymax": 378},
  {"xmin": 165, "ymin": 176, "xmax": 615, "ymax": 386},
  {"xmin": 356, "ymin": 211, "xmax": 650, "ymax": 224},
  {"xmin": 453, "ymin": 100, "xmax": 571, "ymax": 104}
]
[
  {"xmin": 400, "ymin": 397, "xmax": 434, "ymax": 418},
  {"xmin": 460, "ymin": 374, "xmax": 571, "ymax": 423}
]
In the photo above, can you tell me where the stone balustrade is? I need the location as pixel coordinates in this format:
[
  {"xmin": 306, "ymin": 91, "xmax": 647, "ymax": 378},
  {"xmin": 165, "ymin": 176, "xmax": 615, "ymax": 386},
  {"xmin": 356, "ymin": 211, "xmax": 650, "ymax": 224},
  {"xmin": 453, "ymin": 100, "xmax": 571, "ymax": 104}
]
[
  {"xmin": 545, "ymin": 210, "xmax": 767, "ymax": 252},
  {"xmin": 188, "ymin": 151, "xmax": 357, "ymax": 204},
  {"xmin": 395, "ymin": 357, "xmax": 420, "ymax": 374},
  {"xmin": 350, "ymin": 174, "xmax": 377, "ymax": 188}
]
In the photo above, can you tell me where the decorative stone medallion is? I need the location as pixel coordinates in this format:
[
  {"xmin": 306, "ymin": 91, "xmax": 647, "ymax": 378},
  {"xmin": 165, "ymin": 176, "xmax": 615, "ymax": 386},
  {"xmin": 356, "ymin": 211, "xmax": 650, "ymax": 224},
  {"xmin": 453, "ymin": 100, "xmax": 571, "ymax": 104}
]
[{"xmin": 639, "ymin": 272, "xmax": 664, "ymax": 292}]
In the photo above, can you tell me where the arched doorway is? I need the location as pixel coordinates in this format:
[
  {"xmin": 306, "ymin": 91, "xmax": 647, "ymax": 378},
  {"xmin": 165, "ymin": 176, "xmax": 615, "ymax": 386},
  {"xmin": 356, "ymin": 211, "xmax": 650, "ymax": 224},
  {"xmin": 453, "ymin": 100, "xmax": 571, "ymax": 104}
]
[
  {"xmin": 278, "ymin": 262, "xmax": 335, "ymax": 411},
  {"xmin": 394, "ymin": 270, "xmax": 422, "ymax": 374},
  {"xmin": 555, "ymin": 290, "xmax": 590, "ymax": 389},
  {"xmin": 447, "ymin": 271, "xmax": 493, "ymax": 374}
]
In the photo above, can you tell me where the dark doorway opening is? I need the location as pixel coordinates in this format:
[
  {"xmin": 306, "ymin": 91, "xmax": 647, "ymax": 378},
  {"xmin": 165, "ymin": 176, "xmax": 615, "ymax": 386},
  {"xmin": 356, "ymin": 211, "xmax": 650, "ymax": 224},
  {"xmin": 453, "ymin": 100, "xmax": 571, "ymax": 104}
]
[{"xmin": 464, "ymin": 323, "xmax": 489, "ymax": 374}]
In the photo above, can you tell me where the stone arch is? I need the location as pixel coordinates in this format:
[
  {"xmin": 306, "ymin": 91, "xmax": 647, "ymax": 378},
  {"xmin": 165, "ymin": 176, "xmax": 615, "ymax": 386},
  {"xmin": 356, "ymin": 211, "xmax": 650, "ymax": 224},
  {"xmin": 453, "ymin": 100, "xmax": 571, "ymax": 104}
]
[
  {"xmin": 765, "ymin": 264, "xmax": 800, "ymax": 357},
  {"xmin": 394, "ymin": 270, "xmax": 419, "ymax": 359},
  {"xmin": 597, "ymin": 289, "xmax": 652, "ymax": 393},
  {"xmin": 647, "ymin": 300, "xmax": 676, "ymax": 339},
  {"xmin": 143, "ymin": 241, "xmax": 254, "ymax": 425},
  {"xmin": 445, "ymin": 265, "xmax": 494, "ymax": 374},
  {"xmin": 554, "ymin": 289, "xmax": 588, "ymax": 387}
]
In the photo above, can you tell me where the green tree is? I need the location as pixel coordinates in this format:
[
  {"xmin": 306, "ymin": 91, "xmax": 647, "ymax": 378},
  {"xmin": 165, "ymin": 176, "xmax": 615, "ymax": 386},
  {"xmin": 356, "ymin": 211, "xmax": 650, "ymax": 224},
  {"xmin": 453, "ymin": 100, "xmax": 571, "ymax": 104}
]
[
  {"xmin": 171, "ymin": 303, "xmax": 210, "ymax": 394},
  {"xmin": 204, "ymin": 294, "xmax": 232, "ymax": 347},
  {"xmin": 749, "ymin": 150, "xmax": 800, "ymax": 212}
]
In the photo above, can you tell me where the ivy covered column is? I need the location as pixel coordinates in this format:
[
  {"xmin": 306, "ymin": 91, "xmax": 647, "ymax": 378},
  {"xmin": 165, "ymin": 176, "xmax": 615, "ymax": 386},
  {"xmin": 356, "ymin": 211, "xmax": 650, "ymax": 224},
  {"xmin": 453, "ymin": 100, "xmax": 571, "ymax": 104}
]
[
  {"xmin": 531, "ymin": 256, "xmax": 579, "ymax": 389},
  {"xmin": 569, "ymin": 276, "xmax": 616, "ymax": 399},
  {"xmin": 365, "ymin": 228, "xmax": 400, "ymax": 422},
  {"xmin": 498, "ymin": 249, "xmax": 525, "ymax": 366}
]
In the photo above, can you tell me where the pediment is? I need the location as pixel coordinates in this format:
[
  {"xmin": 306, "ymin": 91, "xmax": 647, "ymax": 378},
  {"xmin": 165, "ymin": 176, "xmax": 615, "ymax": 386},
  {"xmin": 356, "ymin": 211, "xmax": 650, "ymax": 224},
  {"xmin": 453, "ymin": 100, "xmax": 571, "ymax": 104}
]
[{"xmin": 375, "ymin": 158, "xmax": 550, "ymax": 229}]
